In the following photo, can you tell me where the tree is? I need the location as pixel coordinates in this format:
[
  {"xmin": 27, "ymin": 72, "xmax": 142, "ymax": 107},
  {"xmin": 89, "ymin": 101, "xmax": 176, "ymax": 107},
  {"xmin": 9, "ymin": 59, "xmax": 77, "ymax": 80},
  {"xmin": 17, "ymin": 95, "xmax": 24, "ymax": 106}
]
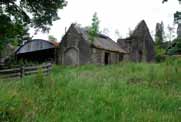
[
  {"xmin": 162, "ymin": 0, "xmax": 181, "ymax": 55},
  {"xmin": 0, "ymin": 0, "xmax": 67, "ymax": 50},
  {"xmin": 167, "ymin": 38, "xmax": 181, "ymax": 55},
  {"xmin": 167, "ymin": 25, "xmax": 176, "ymax": 42},
  {"xmin": 0, "ymin": 0, "xmax": 67, "ymax": 32},
  {"xmin": 0, "ymin": 14, "xmax": 29, "ymax": 50},
  {"xmin": 48, "ymin": 35, "xmax": 58, "ymax": 42},
  {"xmin": 155, "ymin": 22, "xmax": 166, "ymax": 62},
  {"xmin": 155, "ymin": 22, "xmax": 165, "ymax": 46},
  {"xmin": 163, "ymin": 0, "xmax": 181, "ymax": 24},
  {"xmin": 88, "ymin": 12, "xmax": 100, "ymax": 42}
]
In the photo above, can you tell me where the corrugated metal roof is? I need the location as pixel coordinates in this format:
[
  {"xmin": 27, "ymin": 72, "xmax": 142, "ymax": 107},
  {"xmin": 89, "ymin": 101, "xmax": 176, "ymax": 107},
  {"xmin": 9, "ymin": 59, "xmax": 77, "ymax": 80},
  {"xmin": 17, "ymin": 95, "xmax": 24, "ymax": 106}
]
[{"xmin": 16, "ymin": 39, "xmax": 58, "ymax": 54}]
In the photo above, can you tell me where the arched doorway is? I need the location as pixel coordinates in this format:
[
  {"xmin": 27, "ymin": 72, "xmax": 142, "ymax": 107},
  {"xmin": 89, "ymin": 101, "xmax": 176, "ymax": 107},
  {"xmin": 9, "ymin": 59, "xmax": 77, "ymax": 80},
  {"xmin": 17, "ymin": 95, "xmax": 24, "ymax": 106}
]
[{"xmin": 64, "ymin": 47, "xmax": 79, "ymax": 66}]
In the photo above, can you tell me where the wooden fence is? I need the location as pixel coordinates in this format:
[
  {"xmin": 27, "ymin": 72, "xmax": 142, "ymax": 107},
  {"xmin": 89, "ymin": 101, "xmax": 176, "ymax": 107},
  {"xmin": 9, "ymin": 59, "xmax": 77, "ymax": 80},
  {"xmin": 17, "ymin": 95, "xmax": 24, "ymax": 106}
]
[{"xmin": 0, "ymin": 63, "xmax": 52, "ymax": 80}]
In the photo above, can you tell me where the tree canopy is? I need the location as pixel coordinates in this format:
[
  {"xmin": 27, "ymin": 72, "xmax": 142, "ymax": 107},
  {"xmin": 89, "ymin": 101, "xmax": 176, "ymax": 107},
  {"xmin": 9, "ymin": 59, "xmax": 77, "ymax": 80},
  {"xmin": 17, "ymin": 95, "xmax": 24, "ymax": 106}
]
[
  {"xmin": 155, "ymin": 22, "xmax": 165, "ymax": 46},
  {"xmin": 167, "ymin": 38, "xmax": 181, "ymax": 55},
  {"xmin": 0, "ymin": 0, "xmax": 67, "ymax": 32},
  {"xmin": 48, "ymin": 35, "xmax": 58, "ymax": 42},
  {"xmin": 88, "ymin": 12, "xmax": 100, "ymax": 42},
  {"xmin": 0, "ymin": 0, "xmax": 67, "ymax": 51}
]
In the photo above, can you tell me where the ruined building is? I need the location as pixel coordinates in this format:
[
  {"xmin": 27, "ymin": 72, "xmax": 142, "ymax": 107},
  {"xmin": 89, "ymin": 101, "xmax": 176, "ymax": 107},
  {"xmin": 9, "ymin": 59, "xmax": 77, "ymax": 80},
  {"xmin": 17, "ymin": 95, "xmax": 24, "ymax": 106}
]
[
  {"xmin": 117, "ymin": 20, "xmax": 155, "ymax": 62},
  {"xmin": 57, "ymin": 24, "xmax": 127, "ymax": 66}
]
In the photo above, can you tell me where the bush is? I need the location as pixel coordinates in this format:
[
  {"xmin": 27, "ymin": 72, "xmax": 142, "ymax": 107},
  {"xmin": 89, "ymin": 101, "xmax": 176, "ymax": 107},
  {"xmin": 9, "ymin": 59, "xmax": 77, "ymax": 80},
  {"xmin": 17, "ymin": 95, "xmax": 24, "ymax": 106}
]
[
  {"xmin": 155, "ymin": 46, "xmax": 166, "ymax": 62},
  {"xmin": 167, "ymin": 38, "xmax": 181, "ymax": 55},
  {"xmin": 34, "ymin": 68, "xmax": 44, "ymax": 88}
]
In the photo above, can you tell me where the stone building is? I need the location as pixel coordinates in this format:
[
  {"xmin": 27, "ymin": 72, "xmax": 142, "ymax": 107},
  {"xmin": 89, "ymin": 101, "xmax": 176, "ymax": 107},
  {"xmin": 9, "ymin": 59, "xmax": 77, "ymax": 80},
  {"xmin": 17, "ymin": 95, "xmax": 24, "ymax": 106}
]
[
  {"xmin": 57, "ymin": 24, "xmax": 127, "ymax": 66},
  {"xmin": 15, "ymin": 39, "xmax": 59, "ymax": 63},
  {"xmin": 117, "ymin": 20, "xmax": 155, "ymax": 62}
]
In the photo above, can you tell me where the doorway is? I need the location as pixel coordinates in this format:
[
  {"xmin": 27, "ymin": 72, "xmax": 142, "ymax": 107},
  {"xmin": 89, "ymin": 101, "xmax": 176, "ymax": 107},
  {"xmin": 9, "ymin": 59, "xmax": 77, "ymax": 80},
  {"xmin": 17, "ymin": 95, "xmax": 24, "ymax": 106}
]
[
  {"xmin": 138, "ymin": 50, "xmax": 143, "ymax": 62},
  {"xmin": 104, "ymin": 52, "xmax": 110, "ymax": 65}
]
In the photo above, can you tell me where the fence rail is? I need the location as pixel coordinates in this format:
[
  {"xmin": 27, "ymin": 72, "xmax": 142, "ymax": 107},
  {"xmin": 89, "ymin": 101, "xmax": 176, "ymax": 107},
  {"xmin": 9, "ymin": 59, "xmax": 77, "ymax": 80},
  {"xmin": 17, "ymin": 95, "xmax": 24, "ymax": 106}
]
[{"xmin": 0, "ymin": 63, "xmax": 52, "ymax": 80}]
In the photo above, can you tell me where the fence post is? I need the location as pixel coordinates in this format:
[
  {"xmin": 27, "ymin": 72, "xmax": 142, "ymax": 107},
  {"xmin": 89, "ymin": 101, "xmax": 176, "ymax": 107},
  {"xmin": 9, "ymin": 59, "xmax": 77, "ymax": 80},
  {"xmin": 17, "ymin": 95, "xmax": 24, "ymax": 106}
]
[
  {"xmin": 47, "ymin": 63, "xmax": 50, "ymax": 75},
  {"xmin": 20, "ymin": 66, "xmax": 24, "ymax": 78},
  {"xmin": 47, "ymin": 63, "xmax": 52, "ymax": 75}
]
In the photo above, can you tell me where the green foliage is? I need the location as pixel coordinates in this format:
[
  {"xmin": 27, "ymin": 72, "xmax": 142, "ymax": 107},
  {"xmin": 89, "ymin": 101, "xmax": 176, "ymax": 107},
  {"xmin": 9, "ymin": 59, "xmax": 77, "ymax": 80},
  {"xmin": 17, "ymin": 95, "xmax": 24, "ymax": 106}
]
[
  {"xmin": 0, "ymin": 91, "xmax": 24, "ymax": 122},
  {"xmin": 88, "ymin": 12, "xmax": 100, "ymax": 42},
  {"xmin": 0, "ymin": 14, "xmax": 28, "ymax": 51},
  {"xmin": 34, "ymin": 68, "xmax": 45, "ymax": 88},
  {"xmin": 0, "ymin": 0, "xmax": 67, "ymax": 51},
  {"xmin": 155, "ymin": 22, "xmax": 168, "ymax": 62},
  {"xmin": 0, "ymin": 0, "xmax": 67, "ymax": 32},
  {"xmin": 48, "ymin": 35, "xmax": 58, "ymax": 42},
  {"xmin": 174, "ymin": 11, "xmax": 181, "ymax": 24},
  {"xmin": 0, "ymin": 62, "xmax": 181, "ymax": 121},
  {"xmin": 155, "ymin": 45, "xmax": 166, "ymax": 62},
  {"xmin": 155, "ymin": 22, "xmax": 165, "ymax": 46},
  {"xmin": 167, "ymin": 38, "xmax": 181, "ymax": 55}
]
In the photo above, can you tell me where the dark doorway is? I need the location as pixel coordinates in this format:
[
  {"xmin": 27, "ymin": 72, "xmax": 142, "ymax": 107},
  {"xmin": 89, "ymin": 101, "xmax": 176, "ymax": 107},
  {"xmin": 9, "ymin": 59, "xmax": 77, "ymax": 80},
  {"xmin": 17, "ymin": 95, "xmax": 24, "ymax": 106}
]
[
  {"xmin": 138, "ymin": 50, "xmax": 143, "ymax": 62},
  {"xmin": 104, "ymin": 52, "xmax": 110, "ymax": 65},
  {"xmin": 119, "ymin": 54, "xmax": 123, "ymax": 61}
]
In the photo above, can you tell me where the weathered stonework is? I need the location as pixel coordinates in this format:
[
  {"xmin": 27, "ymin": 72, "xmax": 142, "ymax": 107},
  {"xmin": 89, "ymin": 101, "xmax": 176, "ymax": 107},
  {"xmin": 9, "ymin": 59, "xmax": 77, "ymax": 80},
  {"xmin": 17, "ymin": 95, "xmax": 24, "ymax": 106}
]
[
  {"xmin": 57, "ymin": 24, "xmax": 126, "ymax": 66},
  {"xmin": 117, "ymin": 20, "xmax": 155, "ymax": 62}
]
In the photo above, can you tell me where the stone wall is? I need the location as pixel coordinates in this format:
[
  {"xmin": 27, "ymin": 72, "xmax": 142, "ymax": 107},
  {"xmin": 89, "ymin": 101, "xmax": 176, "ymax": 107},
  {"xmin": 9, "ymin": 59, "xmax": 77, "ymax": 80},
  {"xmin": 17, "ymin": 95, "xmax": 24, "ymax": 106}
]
[
  {"xmin": 117, "ymin": 20, "xmax": 155, "ymax": 62},
  {"xmin": 58, "ymin": 24, "xmax": 124, "ymax": 66},
  {"xmin": 91, "ymin": 48, "xmax": 104, "ymax": 64},
  {"xmin": 90, "ymin": 47, "xmax": 121, "ymax": 65},
  {"xmin": 57, "ymin": 26, "xmax": 82, "ymax": 65}
]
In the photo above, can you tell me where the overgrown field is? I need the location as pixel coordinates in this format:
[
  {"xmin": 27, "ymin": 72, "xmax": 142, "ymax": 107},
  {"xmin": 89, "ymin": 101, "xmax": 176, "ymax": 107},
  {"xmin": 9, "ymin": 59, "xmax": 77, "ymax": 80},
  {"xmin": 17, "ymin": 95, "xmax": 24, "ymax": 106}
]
[{"xmin": 0, "ymin": 60, "xmax": 181, "ymax": 122}]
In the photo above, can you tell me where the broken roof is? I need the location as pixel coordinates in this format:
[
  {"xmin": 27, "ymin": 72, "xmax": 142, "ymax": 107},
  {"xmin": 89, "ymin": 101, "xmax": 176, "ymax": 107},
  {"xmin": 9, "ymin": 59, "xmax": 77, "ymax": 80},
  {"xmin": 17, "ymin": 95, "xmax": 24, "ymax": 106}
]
[{"xmin": 71, "ymin": 24, "xmax": 127, "ymax": 53}]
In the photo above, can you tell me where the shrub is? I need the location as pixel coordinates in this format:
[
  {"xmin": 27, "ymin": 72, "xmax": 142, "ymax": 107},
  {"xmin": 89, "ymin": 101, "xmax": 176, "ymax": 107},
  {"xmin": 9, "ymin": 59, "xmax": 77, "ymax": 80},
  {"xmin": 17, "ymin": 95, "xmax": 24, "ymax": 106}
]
[
  {"xmin": 167, "ymin": 38, "xmax": 181, "ymax": 55},
  {"xmin": 34, "ymin": 68, "xmax": 44, "ymax": 88},
  {"xmin": 155, "ymin": 45, "xmax": 166, "ymax": 62}
]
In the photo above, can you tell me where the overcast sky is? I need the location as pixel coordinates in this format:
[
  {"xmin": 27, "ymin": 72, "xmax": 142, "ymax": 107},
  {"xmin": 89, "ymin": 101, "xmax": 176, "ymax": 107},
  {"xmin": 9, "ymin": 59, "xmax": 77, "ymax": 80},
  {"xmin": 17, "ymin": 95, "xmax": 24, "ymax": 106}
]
[{"xmin": 30, "ymin": 0, "xmax": 181, "ymax": 41}]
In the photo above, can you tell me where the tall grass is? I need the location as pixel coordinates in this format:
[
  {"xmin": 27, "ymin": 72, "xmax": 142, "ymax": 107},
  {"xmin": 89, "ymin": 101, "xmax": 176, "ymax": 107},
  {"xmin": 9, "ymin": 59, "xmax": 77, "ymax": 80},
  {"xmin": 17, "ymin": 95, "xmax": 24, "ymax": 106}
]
[{"xmin": 0, "ymin": 60, "xmax": 180, "ymax": 122}]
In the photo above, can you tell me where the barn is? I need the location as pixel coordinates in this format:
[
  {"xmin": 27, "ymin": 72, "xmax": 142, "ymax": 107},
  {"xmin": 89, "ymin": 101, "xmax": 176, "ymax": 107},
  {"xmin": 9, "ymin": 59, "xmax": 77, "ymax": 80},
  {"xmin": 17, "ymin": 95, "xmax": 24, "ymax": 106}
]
[
  {"xmin": 57, "ymin": 24, "xmax": 127, "ymax": 66},
  {"xmin": 15, "ymin": 39, "xmax": 59, "ymax": 63}
]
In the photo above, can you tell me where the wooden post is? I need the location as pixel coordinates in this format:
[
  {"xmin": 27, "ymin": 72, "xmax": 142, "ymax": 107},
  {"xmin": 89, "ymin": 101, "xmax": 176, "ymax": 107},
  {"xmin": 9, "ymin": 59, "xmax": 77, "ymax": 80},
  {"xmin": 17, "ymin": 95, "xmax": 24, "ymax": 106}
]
[
  {"xmin": 20, "ymin": 66, "xmax": 24, "ymax": 78},
  {"xmin": 48, "ymin": 63, "xmax": 52, "ymax": 75},
  {"xmin": 47, "ymin": 63, "xmax": 50, "ymax": 75}
]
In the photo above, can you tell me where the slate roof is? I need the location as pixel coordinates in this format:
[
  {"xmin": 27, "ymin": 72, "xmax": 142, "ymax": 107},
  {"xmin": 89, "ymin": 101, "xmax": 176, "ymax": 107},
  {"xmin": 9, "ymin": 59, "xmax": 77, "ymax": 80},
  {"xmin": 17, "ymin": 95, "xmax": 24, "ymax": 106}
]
[{"xmin": 72, "ymin": 24, "xmax": 127, "ymax": 53}]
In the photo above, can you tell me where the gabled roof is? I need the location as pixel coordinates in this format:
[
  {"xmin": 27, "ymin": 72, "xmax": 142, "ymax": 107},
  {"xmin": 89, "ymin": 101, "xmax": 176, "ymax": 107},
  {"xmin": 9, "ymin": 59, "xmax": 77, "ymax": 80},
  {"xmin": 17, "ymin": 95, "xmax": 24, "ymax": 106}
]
[
  {"xmin": 132, "ymin": 20, "xmax": 154, "ymax": 41},
  {"xmin": 118, "ymin": 20, "xmax": 154, "ymax": 44},
  {"xmin": 71, "ymin": 24, "xmax": 127, "ymax": 53}
]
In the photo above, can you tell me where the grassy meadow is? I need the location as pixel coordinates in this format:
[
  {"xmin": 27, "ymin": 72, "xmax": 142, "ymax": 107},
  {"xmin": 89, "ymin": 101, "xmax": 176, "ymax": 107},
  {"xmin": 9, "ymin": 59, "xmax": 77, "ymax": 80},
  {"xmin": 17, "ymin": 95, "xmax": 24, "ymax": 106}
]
[{"xmin": 0, "ymin": 59, "xmax": 181, "ymax": 122}]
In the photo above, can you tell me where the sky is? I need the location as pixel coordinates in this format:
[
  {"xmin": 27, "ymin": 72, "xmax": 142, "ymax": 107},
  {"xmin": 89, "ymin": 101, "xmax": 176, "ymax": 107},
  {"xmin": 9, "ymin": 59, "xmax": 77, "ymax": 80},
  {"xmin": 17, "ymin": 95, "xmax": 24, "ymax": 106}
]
[{"xmin": 30, "ymin": 0, "xmax": 181, "ymax": 41}]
